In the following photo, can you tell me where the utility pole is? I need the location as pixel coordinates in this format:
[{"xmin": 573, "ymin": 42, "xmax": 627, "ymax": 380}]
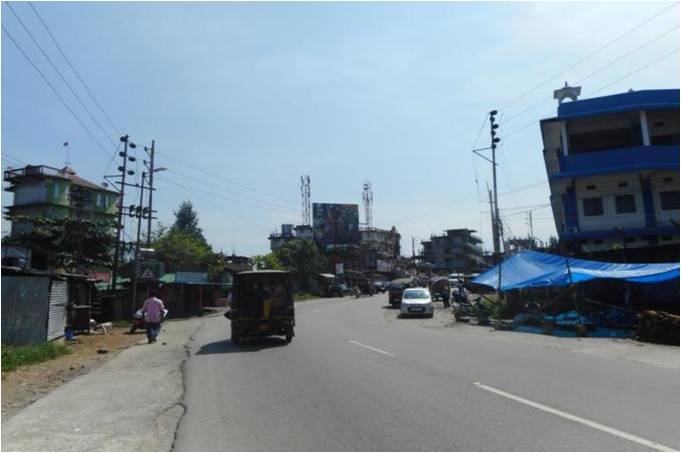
[
  {"xmin": 111, "ymin": 135, "xmax": 136, "ymax": 291},
  {"xmin": 145, "ymin": 140, "xmax": 155, "ymax": 246},
  {"xmin": 301, "ymin": 175, "xmax": 311, "ymax": 226},
  {"xmin": 528, "ymin": 210, "xmax": 534, "ymax": 247},
  {"xmin": 488, "ymin": 184, "xmax": 496, "ymax": 249},
  {"xmin": 489, "ymin": 110, "xmax": 501, "ymax": 260},
  {"xmin": 473, "ymin": 110, "xmax": 502, "ymax": 263},
  {"xmin": 131, "ymin": 171, "xmax": 146, "ymax": 309}
]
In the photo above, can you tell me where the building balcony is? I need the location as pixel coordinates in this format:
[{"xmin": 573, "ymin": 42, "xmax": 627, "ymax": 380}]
[
  {"xmin": 4, "ymin": 165, "xmax": 65, "ymax": 188},
  {"xmin": 549, "ymin": 145, "xmax": 678, "ymax": 181}
]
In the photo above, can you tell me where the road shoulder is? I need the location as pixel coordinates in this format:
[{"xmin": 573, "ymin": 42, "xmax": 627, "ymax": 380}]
[{"xmin": 1, "ymin": 317, "xmax": 203, "ymax": 452}]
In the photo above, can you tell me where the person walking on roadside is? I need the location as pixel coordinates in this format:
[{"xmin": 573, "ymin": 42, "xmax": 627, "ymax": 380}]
[{"xmin": 142, "ymin": 290, "xmax": 166, "ymax": 344}]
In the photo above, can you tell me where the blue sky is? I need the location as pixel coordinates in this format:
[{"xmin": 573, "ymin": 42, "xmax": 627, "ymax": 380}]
[{"xmin": 2, "ymin": 1, "xmax": 679, "ymax": 256}]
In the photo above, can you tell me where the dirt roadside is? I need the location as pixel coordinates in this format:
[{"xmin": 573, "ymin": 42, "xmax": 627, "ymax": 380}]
[{"xmin": 2, "ymin": 326, "xmax": 143, "ymax": 422}]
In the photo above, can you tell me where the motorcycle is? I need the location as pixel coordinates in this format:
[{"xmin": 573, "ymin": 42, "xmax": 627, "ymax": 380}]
[{"xmin": 129, "ymin": 308, "xmax": 168, "ymax": 334}]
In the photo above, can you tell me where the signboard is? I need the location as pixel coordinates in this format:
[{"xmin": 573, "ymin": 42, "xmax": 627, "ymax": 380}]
[
  {"xmin": 313, "ymin": 203, "xmax": 360, "ymax": 250},
  {"xmin": 335, "ymin": 263, "xmax": 344, "ymax": 275},
  {"xmin": 136, "ymin": 261, "xmax": 165, "ymax": 280},
  {"xmin": 376, "ymin": 259, "xmax": 394, "ymax": 273}
]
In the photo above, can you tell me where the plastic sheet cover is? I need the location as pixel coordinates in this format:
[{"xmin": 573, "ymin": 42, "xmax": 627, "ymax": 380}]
[{"xmin": 472, "ymin": 251, "xmax": 679, "ymax": 291}]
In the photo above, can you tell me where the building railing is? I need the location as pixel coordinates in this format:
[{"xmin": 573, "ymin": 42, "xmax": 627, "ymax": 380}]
[{"xmin": 4, "ymin": 165, "xmax": 64, "ymax": 182}]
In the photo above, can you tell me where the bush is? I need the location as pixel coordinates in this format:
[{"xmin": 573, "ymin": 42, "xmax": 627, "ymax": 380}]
[
  {"xmin": 2, "ymin": 342, "xmax": 71, "ymax": 372},
  {"xmin": 293, "ymin": 292, "xmax": 317, "ymax": 302}
]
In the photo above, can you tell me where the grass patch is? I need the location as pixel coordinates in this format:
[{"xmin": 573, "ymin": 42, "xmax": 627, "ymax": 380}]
[
  {"xmin": 2, "ymin": 342, "xmax": 71, "ymax": 372},
  {"xmin": 294, "ymin": 292, "xmax": 318, "ymax": 302}
]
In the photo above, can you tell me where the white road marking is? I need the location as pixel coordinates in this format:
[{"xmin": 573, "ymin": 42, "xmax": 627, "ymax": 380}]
[
  {"xmin": 348, "ymin": 340, "xmax": 395, "ymax": 357},
  {"xmin": 473, "ymin": 382, "xmax": 675, "ymax": 452}
]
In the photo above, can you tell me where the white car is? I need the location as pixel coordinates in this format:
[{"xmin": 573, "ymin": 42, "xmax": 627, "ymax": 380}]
[{"xmin": 400, "ymin": 287, "xmax": 433, "ymax": 318}]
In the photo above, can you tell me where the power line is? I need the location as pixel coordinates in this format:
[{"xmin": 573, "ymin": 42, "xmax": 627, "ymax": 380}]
[
  {"xmin": 155, "ymin": 176, "xmax": 272, "ymax": 232},
  {"xmin": 167, "ymin": 168, "xmax": 299, "ymax": 214},
  {"xmin": 28, "ymin": 2, "xmax": 121, "ymax": 136},
  {"xmin": 1, "ymin": 24, "xmax": 114, "ymax": 159},
  {"xmin": 587, "ymin": 47, "xmax": 680, "ymax": 97},
  {"xmin": 156, "ymin": 151, "xmax": 299, "ymax": 206},
  {"xmin": 502, "ymin": 23, "xmax": 680, "ymax": 126},
  {"xmin": 499, "ymin": 2, "xmax": 679, "ymax": 112},
  {"xmin": 4, "ymin": 3, "xmax": 117, "ymax": 148},
  {"xmin": 2, "ymin": 152, "xmax": 28, "ymax": 166}
]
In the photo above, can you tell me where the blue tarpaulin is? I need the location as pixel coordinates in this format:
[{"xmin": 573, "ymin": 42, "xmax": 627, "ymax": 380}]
[{"xmin": 472, "ymin": 251, "xmax": 679, "ymax": 291}]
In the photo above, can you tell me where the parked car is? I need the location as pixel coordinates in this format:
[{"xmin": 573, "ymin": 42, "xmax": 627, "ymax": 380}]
[
  {"xmin": 400, "ymin": 287, "xmax": 433, "ymax": 318},
  {"xmin": 388, "ymin": 277, "xmax": 414, "ymax": 307},
  {"xmin": 329, "ymin": 282, "xmax": 353, "ymax": 297},
  {"xmin": 373, "ymin": 281, "xmax": 388, "ymax": 293}
]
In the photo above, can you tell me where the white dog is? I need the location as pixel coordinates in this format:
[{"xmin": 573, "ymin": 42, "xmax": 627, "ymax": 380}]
[{"xmin": 90, "ymin": 319, "xmax": 113, "ymax": 335}]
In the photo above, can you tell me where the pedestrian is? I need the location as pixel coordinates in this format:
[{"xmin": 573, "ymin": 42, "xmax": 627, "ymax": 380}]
[{"xmin": 142, "ymin": 290, "xmax": 166, "ymax": 344}]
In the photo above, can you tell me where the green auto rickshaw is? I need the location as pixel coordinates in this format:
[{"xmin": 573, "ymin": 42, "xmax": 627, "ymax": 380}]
[{"xmin": 225, "ymin": 270, "xmax": 295, "ymax": 345}]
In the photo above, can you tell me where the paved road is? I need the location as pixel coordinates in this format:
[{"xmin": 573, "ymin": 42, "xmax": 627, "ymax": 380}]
[{"xmin": 174, "ymin": 295, "xmax": 679, "ymax": 451}]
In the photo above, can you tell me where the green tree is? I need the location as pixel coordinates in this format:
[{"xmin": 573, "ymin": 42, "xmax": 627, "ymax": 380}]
[
  {"xmin": 252, "ymin": 253, "xmax": 284, "ymax": 270},
  {"xmin": 5, "ymin": 214, "xmax": 115, "ymax": 272},
  {"xmin": 172, "ymin": 200, "xmax": 206, "ymax": 244},
  {"xmin": 272, "ymin": 239, "xmax": 326, "ymax": 290},
  {"xmin": 152, "ymin": 228, "xmax": 214, "ymax": 273}
]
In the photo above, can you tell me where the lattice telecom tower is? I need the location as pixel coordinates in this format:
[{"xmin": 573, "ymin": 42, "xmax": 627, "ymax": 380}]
[
  {"xmin": 301, "ymin": 175, "xmax": 311, "ymax": 226},
  {"xmin": 362, "ymin": 181, "xmax": 373, "ymax": 228}
]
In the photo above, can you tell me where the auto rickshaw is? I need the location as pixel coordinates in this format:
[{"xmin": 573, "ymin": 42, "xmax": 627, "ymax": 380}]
[
  {"xmin": 225, "ymin": 270, "xmax": 295, "ymax": 345},
  {"xmin": 429, "ymin": 276, "xmax": 451, "ymax": 307}
]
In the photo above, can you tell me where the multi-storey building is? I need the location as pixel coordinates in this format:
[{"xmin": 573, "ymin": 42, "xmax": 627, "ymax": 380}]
[
  {"xmin": 540, "ymin": 89, "xmax": 679, "ymax": 262},
  {"xmin": 421, "ymin": 228, "xmax": 485, "ymax": 274},
  {"xmin": 268, "ymin": 224, "xmax": 314, "ymax": 252},
  {"xmin": 4, "ymin": 165, "xmax": 118, "ymax": 235},
  {"xmin": 359, "ymin": 226, "xmax": 401, "ymax": 274}
]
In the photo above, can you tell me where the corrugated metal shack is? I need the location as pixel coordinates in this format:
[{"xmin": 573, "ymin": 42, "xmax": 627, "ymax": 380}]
[
  {"xmin": 2, "ymin": 267, "xmax": 69, "ymax": 345},
  {"xmin": 2, "ymin": 266, "xmax": 96, "ymax": 345}
]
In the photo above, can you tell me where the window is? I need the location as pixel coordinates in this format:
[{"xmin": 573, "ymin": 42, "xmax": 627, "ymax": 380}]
[
  {"xmin": 659, "ymin": 191, "xmax": 679, "ymax": 211},
  {"xmin": 586, "ymin": 185, "xmax": 596, "ymax": 190},
  {"xmin": 615, "ymin": 195, "xmax": 636, "ymax": 214},
  {"xmin": 663, "ymin": 177, "xmax": 673, "ymax": 184},
  {"xmin": 618, "ymin": 181, "xmax": 628, "ymax": 187},
  {"xmin": 582, "ymin": 197, "xmax": 604, "ymax": 216},
  {"xmin": 593, "ymin": 240, "xmax": 603, "ymax": 245},
  {"xmin": 662, "ymin": 236, "xmax": 672, "ymax": 241}
]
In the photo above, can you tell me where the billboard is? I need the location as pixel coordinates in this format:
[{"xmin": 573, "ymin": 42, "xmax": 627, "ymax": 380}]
[{"xmin": 313, "ymin": 203, "xmax": 360, "ymax": 249}]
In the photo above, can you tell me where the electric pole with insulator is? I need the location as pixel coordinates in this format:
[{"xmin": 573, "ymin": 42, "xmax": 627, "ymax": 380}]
[
  {"xmin": 110, "ymin": 135, "xmax": 137, "ymax": 291},
  {"xmin": 489, "ymin": 110, "xmax": 502, "ymax": 261}
]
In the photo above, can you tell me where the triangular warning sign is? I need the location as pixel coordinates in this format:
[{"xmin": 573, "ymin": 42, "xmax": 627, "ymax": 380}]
[{"xmin": 140, "ymin": 268, "xmax": 155, "ymax": 279}]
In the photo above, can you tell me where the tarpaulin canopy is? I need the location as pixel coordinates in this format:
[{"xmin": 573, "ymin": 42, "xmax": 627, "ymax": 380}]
[{"xmin": 472, "ymin": 251, "xmax": 679, "ymax": 291}]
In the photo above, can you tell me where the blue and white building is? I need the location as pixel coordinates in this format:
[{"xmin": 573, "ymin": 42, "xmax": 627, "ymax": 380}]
[{"xmin": 540, "ymin": 88, "xmax": 679, "ymax": 261}]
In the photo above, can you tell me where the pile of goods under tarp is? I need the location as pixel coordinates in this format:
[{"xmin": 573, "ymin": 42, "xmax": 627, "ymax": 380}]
[{"xmin": 635, "ymin": 310, "xmax": 680, "ymax": 345}]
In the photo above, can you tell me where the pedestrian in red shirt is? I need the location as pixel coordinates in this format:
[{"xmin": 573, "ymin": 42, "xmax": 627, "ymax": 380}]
[{"xmin": 142, "ymin": 290, "xmax": 166, "ymax": 344}]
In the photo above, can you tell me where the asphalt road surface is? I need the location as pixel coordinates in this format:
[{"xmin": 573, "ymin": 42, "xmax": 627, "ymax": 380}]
[{"xmin": 174, "ymin": 295, "xmax": 679, "ymax": 451}]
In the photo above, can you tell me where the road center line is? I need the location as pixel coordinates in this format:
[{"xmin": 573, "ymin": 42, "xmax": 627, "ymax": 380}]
[
  {"xmin": 473, "ymin": 382, "xmax": 675, "ymax": 452},
  {"xmin": 348, "ymin": 340, "xmax": 395, "ymax": 357}
]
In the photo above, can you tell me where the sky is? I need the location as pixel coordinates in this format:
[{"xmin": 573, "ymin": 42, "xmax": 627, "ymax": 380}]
[{"xmin": 2, "ymin": 1, "xmax": 679, "ymax": 256}]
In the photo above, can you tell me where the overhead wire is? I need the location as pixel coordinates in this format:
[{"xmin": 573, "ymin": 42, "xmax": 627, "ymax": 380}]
[
  {"xmin": 501, "ymin": 23, "xmax": 680, "ymax": 126},
  {"xmin": 498, "ymin": 2, "xmax": 679, "ymax": 112},
  {"xmin": 156, "ymin": 151, "xmax": 300, "ymax": 207},
  {"xmin": 4, "ymin": 3, "xmax": 117, "ymax": 148},
  {"xmin": 1, "ymin": 25, "xmax": 114, "ymax": 159},
  {"xmin": 167, "ymin": 168, "xmax": 299, "ymax": 215},
  {"xmin": 28, "ymin": 1, "xmax": 121, "ymax": 136},
  {"xmin": 155, "ymin": 176, "xmax": 272, "ymax": 232}
]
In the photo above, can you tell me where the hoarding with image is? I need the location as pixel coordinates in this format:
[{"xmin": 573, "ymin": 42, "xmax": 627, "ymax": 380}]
[{"xmin": 313, "ymin": 203, "xmax": 360, "ymax": 249}]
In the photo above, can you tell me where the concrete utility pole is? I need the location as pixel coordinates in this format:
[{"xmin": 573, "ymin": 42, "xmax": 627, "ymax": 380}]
[
  {"xmin": 131, "ymin": 171, "xmax": 146, "ymax": 309},
  {"xmin": 145, "ymin": 140, "xmax": 155, "ymax": 246},
  {"xmin": 111, "ymin": 135, "xmax": 135, "ymax": 291},
  {"xmin": 489, "ymin": 110, "xmax": 501, "ymax": 259},
  {"xmin": 473, "ymin": 110, "xmax": 502, "ymax": 263}
]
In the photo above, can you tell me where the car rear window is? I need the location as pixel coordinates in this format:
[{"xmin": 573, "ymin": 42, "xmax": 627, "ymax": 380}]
[{"xmin": 403, "ymin": 290, "xmax": 429, "ymax": 299}]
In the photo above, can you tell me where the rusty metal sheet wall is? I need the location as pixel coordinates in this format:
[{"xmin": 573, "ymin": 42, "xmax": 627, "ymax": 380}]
[
  {"xmin": 1, "ymin": 276, "xmax": 51, "ymax": 345},
  {"xmin": 47, "ymin": 279, "xmax": 68, "ymax": 341}
]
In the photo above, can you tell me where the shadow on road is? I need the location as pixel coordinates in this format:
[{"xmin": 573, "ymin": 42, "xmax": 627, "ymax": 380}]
[
  {"xmin": 196, "ymin": 337, "xmax": 288, "ymax": 355},
  {"xmin": 381, "ymin": 305, "xmax": 399, "ymax": 310}
]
